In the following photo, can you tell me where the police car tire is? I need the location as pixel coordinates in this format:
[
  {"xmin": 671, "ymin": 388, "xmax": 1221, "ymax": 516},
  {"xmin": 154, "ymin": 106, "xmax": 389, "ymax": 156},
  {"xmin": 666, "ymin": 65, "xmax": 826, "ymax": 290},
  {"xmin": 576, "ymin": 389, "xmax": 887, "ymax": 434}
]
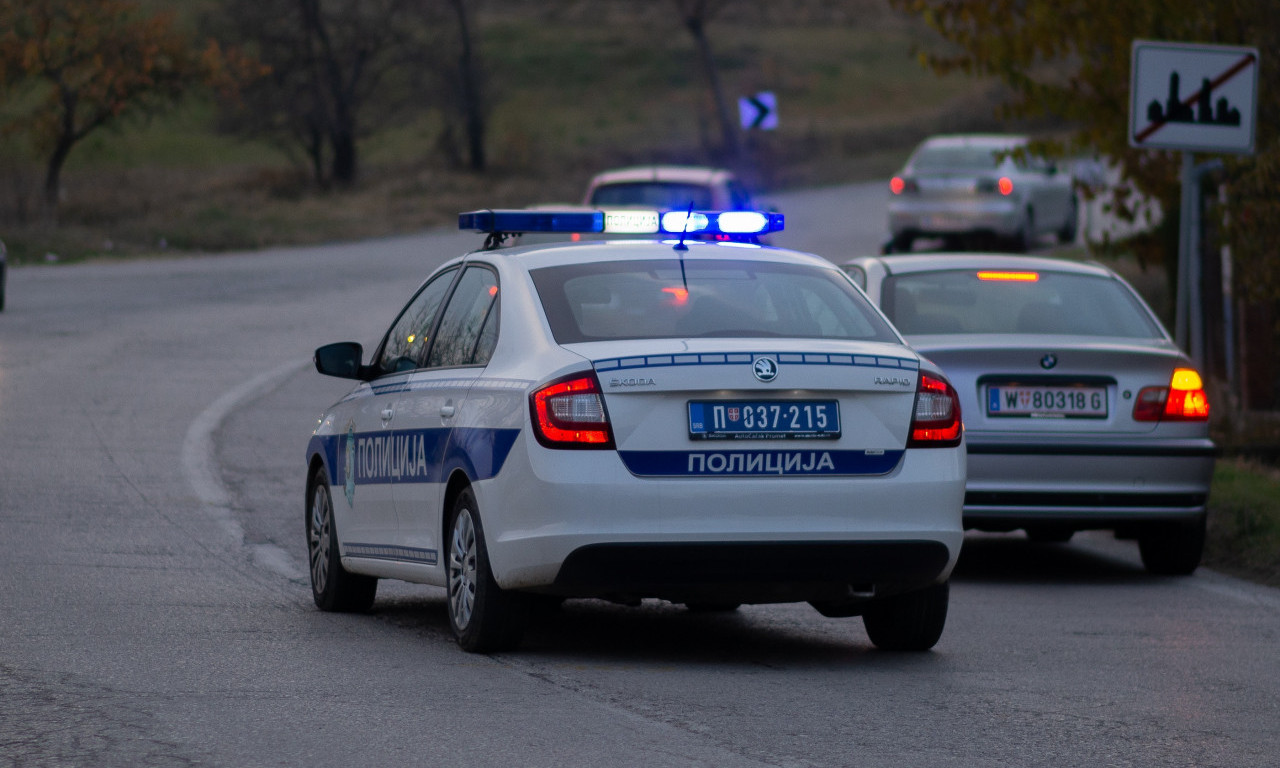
[
  {"xmin": 446, "ymin": 488, "xmax": 529, "ymax": 653},
  {"xmin": 861, "ymin": 580, "xmax": 949, "ymax": 652},
  {"xmin": 307, "ymin": 468, "xmax": 377, "ymax": 613}
]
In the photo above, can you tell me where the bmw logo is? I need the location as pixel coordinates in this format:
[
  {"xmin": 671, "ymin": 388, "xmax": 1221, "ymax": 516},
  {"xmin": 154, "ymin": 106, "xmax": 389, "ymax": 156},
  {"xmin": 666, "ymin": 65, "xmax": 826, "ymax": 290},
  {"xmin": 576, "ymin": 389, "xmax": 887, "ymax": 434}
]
[
  {"xmin": 753, "ymin": 357, "xmax": 779, "ymax": 382},
  {"xmin": 1040, "ymin": 353, "xmax": 1058, "ymax": 370}
]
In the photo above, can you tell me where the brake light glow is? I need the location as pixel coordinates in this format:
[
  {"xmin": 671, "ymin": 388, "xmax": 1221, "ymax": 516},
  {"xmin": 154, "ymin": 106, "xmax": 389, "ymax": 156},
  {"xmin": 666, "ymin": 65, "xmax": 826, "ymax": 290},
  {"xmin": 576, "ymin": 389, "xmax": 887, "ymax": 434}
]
[
  {"xmin": 1133, "ymin": 368, "xmax": 1210, "ymax": 422},
  {"xmin": 662, "ymin": 286, "xmax": 689, "ymax": 305},
  {"xmin": 890, "ymin": 176, "xmax": 906, "ymax": 195},
  {"xmin": 908, "ymin": 373, "xmax": 963, "ymax": 447},
  {"xmin": 530, "ymin": 372, "xmax": 615, "ymax": 448},
  {"xmin": 977, "ymin": 271, "xmax": 1039, "ymax": 282},
  {"xmin": 998, "ymin": 176, "xmax": 1014, "ymax": 195}
]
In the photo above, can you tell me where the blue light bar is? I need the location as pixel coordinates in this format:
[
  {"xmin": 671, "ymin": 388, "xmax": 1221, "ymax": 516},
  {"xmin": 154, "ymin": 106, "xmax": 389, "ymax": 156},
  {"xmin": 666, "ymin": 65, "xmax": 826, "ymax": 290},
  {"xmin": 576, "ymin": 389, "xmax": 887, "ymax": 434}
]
[
  {"xmin": 459, "ymin": 209, "xmax": 604, "ymax": 234},
  {"xmin": 458, "ymin": 209, "xmax": 784, "ymax": 236}
]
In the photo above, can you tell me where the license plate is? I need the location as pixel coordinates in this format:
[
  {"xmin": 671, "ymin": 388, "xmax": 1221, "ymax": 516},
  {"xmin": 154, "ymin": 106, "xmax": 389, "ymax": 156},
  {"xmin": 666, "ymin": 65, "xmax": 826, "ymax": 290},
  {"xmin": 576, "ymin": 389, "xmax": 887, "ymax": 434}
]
[
  {"xmin": 986, "ymin": 385, "xmax": 1107, "ymax": 418},
  {"xmin": 688, "ymin": 400, "xmax": 840, "ymax": 439}
]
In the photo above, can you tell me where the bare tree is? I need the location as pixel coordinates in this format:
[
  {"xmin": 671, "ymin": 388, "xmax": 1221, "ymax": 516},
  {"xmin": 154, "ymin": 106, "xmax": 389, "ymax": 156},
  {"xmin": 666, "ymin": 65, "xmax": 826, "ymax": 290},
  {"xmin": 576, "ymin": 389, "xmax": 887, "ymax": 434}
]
[
  {"xmin": 671, "ymin": 0, "xmax": 738, "ymax": 161},
  {"xmin": 208, "ymin": 0, "xmax": 437, "ymax": 188},
  {"xmin": 443, "ymin": 0, "xmax": 487, "ymax": 171}
]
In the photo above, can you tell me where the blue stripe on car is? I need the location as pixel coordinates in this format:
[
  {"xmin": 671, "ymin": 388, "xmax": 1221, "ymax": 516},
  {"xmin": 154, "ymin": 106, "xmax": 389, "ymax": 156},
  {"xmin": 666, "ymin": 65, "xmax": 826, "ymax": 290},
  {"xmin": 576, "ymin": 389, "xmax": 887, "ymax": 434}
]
[
  {"xmin": 619, "ymin": 449, "xmax": 904, "ymax": 477},
  {"xmin": 593, "ymin": 352, "xmax": 918, "ymax": 372},
  {"xmin": 308, "ymin": 427, "xmax": 520, "ymax": 486}
]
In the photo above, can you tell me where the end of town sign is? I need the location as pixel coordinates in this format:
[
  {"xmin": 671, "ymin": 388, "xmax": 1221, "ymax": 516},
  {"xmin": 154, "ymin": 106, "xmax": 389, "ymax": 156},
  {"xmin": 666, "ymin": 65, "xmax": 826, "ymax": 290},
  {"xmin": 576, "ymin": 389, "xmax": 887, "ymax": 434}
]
[{"xmin": 1130, "ymin": 40, "xmax": 1258, "ymax": 155}]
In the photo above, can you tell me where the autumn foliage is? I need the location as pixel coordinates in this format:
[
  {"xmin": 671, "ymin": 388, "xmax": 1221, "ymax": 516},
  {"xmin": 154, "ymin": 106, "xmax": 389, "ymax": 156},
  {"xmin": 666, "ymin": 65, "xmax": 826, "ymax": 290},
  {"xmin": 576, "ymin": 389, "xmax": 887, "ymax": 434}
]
[
  {"xmin": 0, "ymin": 0, "xmax": 250, "ymax": 215},
  {"xmin": 889, "ymin": 0, "xmax": 1278, "ymax": 295}
]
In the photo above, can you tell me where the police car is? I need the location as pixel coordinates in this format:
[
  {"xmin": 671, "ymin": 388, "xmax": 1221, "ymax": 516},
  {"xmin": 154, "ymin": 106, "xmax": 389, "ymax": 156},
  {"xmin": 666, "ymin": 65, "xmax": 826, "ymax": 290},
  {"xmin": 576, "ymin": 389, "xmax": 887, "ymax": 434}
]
[{"xmin": 305, "ymin": 209, "xmax": 966, "ymax": 653}]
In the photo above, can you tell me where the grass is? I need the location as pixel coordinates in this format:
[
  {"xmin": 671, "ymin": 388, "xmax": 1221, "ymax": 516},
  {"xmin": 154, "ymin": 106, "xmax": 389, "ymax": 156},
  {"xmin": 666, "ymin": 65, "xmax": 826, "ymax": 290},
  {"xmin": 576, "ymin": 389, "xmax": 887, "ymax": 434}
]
[{"xmin": 1205, "ymin": 459, "xmax": 1280, "ymax": 587}]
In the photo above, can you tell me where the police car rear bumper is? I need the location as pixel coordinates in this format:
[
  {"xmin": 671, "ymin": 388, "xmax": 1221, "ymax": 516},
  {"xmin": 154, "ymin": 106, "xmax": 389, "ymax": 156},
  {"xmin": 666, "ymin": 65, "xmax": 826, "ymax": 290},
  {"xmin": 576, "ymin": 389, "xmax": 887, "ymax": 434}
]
[{"xmin": 478, "ymin": 442, "xmax": 965, "ymax": 595}]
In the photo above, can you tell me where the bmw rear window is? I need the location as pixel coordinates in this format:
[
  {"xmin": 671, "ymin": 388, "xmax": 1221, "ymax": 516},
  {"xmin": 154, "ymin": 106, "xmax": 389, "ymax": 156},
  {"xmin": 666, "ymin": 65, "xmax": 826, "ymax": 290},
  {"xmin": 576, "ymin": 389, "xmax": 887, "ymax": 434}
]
[
  {"xmin": 532, "ymin": 258, "xmax": 897, "ymax": 344},
  {"xmin": 882, "ymin": 270, "xmax": 1164, "ymax": 338}
]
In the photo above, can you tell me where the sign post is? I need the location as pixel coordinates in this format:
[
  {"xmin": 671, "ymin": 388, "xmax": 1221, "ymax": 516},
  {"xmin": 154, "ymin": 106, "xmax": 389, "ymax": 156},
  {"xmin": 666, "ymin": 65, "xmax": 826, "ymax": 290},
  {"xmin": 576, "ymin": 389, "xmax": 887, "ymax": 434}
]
[{"xmin": 1129, "ymin": 40, "xmax": 1258, "ymax": 373}]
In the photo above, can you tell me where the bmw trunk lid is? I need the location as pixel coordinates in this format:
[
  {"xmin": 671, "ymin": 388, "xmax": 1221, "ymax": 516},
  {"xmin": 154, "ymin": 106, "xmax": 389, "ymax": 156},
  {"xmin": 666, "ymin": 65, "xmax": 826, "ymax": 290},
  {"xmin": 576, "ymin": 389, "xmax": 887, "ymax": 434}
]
[{"xmin": 909, "ymin": 336, "xmax": 1188, "ymax": 436}]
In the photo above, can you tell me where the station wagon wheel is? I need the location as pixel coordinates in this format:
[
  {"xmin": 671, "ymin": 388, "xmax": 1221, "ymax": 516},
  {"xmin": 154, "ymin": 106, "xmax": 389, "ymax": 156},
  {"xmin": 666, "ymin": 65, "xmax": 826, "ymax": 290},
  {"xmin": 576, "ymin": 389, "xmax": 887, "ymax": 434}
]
[
  {"xmin": 1138, "ymin": 515, "xmax": 1206, "ymax": 576},
  {"xmin": 307, "ymin": 466, "xmax": 377, "ymax": 612},
  {"xmin": 446, "ymin": 487, "xmax": 529, "ymax": 653},
  {"xmin": 862, "ymin": 580, "xmax": 949, "ymax": 652}
]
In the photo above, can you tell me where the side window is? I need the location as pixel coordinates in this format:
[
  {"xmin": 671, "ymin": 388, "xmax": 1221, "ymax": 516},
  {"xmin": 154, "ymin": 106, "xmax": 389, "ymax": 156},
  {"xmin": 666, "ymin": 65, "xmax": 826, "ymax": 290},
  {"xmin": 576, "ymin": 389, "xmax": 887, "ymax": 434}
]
[
  {"xmin": 727, "ymin": 180, "xmax": 753, "ymax": 210},
  {"xmin": 378, "ymin": 268, "xmax": 458, "ymax": 375},
  {"xmin": 426, "ymin": 266, "xmax": 499, "ymax": 369}
]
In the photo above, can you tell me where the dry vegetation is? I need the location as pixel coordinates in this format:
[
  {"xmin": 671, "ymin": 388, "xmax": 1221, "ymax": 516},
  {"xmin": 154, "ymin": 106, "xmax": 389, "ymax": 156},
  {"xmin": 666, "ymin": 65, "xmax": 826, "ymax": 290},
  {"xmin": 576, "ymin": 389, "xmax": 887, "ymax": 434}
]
[{"xmin": 1, "ymin": 0, "xmax": 1015, "ymax": 263}]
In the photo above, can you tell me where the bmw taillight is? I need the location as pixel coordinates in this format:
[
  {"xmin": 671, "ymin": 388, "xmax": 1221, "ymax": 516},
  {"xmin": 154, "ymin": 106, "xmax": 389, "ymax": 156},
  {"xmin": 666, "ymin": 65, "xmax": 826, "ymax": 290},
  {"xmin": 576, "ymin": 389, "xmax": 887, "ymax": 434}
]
[
  {"xmin": 908, "ymin": 373, "xmax": 963, "ymax": 448},
  {"xmin": 530, "ymin": 372, "xmax": 615, "ymax": 449},
  {"xmin": 1133, "ymin": 368, "xmax": 1210, "ymax": 422}
]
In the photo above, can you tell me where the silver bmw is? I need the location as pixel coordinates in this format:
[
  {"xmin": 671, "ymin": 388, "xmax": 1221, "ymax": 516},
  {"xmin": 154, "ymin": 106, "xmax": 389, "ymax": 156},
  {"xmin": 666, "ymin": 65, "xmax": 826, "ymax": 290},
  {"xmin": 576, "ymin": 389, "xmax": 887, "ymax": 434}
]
[{"xmin": 844, "ymin": 253, "xmax": 1215, "ymax": 575}]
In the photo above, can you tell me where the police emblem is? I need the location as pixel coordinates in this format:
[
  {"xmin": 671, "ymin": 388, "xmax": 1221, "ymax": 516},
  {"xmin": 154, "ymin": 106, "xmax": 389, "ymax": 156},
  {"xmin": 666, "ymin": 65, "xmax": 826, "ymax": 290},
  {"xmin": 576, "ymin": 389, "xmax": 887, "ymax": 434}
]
[{"xmin": 344, "ymin": 422, "xmax": 356, "ymax": 507}]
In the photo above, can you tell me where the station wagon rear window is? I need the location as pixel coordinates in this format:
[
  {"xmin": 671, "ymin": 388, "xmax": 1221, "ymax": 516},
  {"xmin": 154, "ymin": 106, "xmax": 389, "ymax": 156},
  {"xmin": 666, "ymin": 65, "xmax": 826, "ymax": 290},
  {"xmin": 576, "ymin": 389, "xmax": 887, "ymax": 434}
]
[{"xmin": 532, "ymin": 259, "xmax": 897, "ymax": 344}]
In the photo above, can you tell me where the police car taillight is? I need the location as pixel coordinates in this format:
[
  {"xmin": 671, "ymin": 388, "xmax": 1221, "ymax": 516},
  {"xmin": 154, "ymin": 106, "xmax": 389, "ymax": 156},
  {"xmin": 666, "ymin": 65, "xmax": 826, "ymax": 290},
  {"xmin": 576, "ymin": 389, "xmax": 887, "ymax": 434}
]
[
  {"xmin": 908, "ymin": 373, "xmax": 963, "ymax": 448},
  {"xmin": 1133, "ymin": 368, "xmax": 1210, "ymax": 422},
  {"xmin": 530, "ymin": 372, "xmax": 616, "ymax": 449}
]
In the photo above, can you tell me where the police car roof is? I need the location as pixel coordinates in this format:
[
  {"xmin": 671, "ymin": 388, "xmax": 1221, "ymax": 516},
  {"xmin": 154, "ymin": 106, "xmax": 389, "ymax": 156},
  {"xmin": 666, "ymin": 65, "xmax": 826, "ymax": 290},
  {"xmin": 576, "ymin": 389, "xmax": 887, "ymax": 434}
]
[{"xmin": 473, "ymin": 237, "xmax": 833, "ymax": 271}]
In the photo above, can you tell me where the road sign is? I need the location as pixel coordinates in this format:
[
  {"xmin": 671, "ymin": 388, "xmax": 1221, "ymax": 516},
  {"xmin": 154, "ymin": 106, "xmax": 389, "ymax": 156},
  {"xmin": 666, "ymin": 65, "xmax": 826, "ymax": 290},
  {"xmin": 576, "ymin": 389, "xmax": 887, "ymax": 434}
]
[
  {"xmin": 738, "ymin": 92, "xmax": 777, "ymax": 131},
  {"xmin": 1130, "ymin": 40, "xmax": 1258, "ymax": 154}
]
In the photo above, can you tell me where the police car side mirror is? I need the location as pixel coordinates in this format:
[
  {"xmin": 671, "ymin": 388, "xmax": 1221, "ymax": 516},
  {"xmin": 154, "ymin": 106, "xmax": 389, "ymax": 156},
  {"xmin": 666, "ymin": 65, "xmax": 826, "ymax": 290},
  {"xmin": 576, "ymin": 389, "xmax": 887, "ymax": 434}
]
[{"xmin": 314, "ymin": 341, "xmax": 373, "ymax": 381}]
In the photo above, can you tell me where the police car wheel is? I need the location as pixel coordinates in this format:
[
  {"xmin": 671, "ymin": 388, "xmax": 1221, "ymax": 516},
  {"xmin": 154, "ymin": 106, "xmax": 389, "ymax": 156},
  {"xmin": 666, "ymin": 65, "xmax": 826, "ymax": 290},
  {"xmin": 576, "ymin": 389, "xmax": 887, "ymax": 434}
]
[
  {"xmin": 446, "ymin": 488, "xmax": 529, "ymax": 653},
  {"xmin": 307, "ymin": 468, "xmax": 377, "ymax": 612},
  {"xmin": 862, "ymin": 580, "xmax": 949, "ymax": 652}
]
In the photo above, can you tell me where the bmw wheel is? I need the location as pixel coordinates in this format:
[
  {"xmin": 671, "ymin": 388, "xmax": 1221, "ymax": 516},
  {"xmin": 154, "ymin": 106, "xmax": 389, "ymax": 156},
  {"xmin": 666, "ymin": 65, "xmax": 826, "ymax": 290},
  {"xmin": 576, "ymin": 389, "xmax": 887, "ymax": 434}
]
[
  {"xmin": 862, "ymin": 581, "xmax": 949, "ymax": 651},
  {"xmin": 307, "ymin": 467, "xmax": 377, "ymax": 612},
  {"xmin": 446, "ymin": 487, "xmax": 528, "ymax": 653},
  {"xmin": 1138, "ymin": 515, "xmax": 1206, "ymax": 576}
]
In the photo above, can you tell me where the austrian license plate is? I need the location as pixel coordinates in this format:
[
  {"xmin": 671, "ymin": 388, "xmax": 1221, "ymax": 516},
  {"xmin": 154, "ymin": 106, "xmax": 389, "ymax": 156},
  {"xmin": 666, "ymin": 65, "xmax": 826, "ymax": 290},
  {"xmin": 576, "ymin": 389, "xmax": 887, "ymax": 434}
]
[
  {"xmin": 986, "ymin": 385, "xmax": 1107, "ymax": 418},
  {"xmin": 688, "ymin": 400, "xmax": 840, "ymax": 439}
]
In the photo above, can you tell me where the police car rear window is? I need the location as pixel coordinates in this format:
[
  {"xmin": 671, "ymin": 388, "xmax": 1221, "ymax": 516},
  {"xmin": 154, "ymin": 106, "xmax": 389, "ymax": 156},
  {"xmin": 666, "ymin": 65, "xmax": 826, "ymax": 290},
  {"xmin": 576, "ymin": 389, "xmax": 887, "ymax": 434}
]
[{"xmin": 531, "ymin": 259, "xmax": 897, "ymax": 344}]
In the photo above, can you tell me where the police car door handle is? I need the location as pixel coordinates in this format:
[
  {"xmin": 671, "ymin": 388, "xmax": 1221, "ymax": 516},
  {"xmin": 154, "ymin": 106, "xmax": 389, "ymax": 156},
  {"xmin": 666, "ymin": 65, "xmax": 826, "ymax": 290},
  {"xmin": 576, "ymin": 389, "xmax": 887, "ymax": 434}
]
[
  {"xmin": 439, "ymin": 404, "xmax": 455, "ymax": 418},
  {"xmin": 380, "ymin": 406, "xmax": 394, "ymax": 421}
]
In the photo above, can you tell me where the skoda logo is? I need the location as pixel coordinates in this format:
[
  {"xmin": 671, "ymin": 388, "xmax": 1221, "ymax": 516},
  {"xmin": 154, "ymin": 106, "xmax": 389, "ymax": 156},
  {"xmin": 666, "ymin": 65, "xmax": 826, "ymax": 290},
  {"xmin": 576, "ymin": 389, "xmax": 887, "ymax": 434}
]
[
  {"xmin": 1040, "ymin": 353, "xmax": 1058, "ymax": 370},
  {"xmin": 753, "ymin": 357, "xmax": 779, "ymax": 382}
]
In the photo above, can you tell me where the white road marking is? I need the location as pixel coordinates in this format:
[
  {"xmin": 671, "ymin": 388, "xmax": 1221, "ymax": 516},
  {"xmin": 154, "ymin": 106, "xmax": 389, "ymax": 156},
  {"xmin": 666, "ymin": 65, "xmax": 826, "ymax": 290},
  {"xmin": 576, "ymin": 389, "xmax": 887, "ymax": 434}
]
[{"xmin": 182, "ymin": 358, "xmax": 310, "ymax": 580}]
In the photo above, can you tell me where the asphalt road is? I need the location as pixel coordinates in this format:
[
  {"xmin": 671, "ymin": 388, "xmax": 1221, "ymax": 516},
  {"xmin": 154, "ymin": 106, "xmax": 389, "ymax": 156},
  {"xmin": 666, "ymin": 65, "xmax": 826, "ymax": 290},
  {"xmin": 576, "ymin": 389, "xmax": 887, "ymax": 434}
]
[{"xmin": 2, "ymin": 182, "xmax": 1278, "ymax": 767}]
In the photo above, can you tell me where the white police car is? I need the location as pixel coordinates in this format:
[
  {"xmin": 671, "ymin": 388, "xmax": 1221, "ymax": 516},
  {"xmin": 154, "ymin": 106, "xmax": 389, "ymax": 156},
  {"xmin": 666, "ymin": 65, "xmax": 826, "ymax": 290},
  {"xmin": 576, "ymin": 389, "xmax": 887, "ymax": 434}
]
[{"xmin": 305, "ymin": 209, "xmax": 966, "ymax": 653}]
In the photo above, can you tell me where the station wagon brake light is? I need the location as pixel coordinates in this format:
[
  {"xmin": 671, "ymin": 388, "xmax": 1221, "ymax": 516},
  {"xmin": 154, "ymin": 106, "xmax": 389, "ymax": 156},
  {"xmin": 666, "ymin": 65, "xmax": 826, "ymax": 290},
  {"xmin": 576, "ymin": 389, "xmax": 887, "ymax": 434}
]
[
  {"xmin": 530, "ymin": 372, "xmax": 616, "ymax": 449},
  {"xmin": 1133, "ymin": 368, "xmax": 1210, "ymax": 422},
  {"xmin": 908, "ymin": 373, "xmax": 963, "ymax": 447}
]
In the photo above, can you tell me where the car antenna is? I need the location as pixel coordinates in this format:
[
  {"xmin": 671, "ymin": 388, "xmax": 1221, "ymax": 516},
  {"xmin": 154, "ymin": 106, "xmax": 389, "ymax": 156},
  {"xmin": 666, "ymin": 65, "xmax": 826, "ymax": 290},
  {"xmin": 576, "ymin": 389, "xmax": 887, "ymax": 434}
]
[
  {"xmin": 675, "ymin": 201, "xmax": 692, "ymax": 293},
  {"xmin": 674, "ymin": 201, "xmax": 693, "ymax": 252}
]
